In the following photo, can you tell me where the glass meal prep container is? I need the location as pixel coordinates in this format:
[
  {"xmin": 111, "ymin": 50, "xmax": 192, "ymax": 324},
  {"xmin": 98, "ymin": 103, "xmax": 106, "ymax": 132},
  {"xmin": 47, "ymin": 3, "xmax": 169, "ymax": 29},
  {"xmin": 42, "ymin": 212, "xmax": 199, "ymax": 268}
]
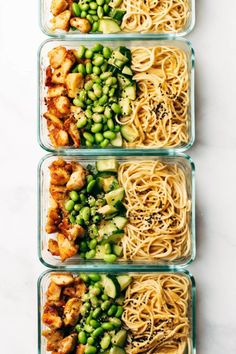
[
  {"xmin": 38, "ymin": 269, "xmax": 196, "ymax": 354},
  {"xmin": 38, "ymin": 38, "xmax": 195, "ymax": 154},
  {"xmin": 38, "ymin": 152, "xmax": 196, "ymax": 269},
  {"xmin": 39, "ymin": 0, "xmax": 195, "ymax": 38}
]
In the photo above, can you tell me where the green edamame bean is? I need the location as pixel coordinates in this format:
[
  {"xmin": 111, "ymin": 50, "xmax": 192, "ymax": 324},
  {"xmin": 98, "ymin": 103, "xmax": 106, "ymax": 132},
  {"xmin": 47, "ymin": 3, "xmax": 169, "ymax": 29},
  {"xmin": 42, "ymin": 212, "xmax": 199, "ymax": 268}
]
[
  {"xmin": 114, "ymin": 125, "xmax": 121, "ymax": 132},
  {"xmin": 82, "ymin": 293, "xmax": 90, "ymax": 302},
  {"xmin": 92, "ymin": 113, "xmax": 103, "ymax": 123},
  {"xmin": 87, "ymin": 337, "xmax": 95, "ymax": 345},
  {"xmin": 78, "ymin": 331, "xmax": 87, "ymax": 344},
  {"xmin": 79, "ymin": 90, "xmax": 87, "ymax": 101},
  {"xmin": 80, "ymin": 273, "xmax": 89, "ymax": 282},
  {"xmin": 98, "ymin": 95, "xmax": 108, "ymax": 105},
  {"xmin": 87, "ymin": 174, "xmax": 94, "ymax": 183},
  {"xmin": 93, "ymin": 83, "xmax": 102, "ymax": 97},
  {"xmin": 103, "ymin": 131, "xmax": 116, "ymax": 140},
  {"xmin": 80, "ymin": 303, "xmax": 90, "ymax": 316},
  {"xmin": 80, "ymin": 241, "xmax": 88, "ymax": 252},
  {"xmin": 104, "ymin": 243, "xmax": 112, "ymax": 254},
  {"xmin": 97, "ymin": 0, "xmax": 104, "ymax": 5},
  {"xmin": 110, "ymin": 317, "xmax": 122, "ymax": 328},
  {"xmin": 90, "ymin": 296, "xmax": 99, "ymax": 307},
  {"xmin": 92, "ymin": 327, "xmax": 104, "ymax": 338},
  {"xmin": 91, "ymin": 123, "xmax": 103, "ymax": 133},
  {"xmin": 100, "ymin": 71, "xmax": 112, "ymax": 81},
  {"xmin": 86, "ymin": 140, "xmax": 93, "ymax": 147},
  {"xmin": 100, "ymin": 335, "xmax": 111, "ymax": 350},
  {"xmin": 92, "ymin": 15, "xmax": 99, "ymax": 21},
  {"xmin": 107, "ymin": 119, "xmax": 115, "ymax": 131},
  {"xmin": 81, "ymin": 10, "xmax": 87, "ymax": 18},
  {"xmin": 84, "ymin": 324, "xmax": 94, "ymax": 334},
  {"xmin": 81, "ymin": 3, "xmax": 90, "ymax": 10},
  {"xmin": 112, "ymin": 77, "xmax": 117, "ymax": 84},
  {"xmin": 88, "ymin": 9, "xmax": 97, "ymax": 14},
  {"xmin": 92, "ymin": 43, "xmax": 103, "ymax": 53},
  {"xmin": 71, "ymin": 210, "xmax": 77, "ymax": 216},
  {"xmin": 90, "ymin": 319, "xmax": 100, "ymax": 328},
  {"xmin": 88, "ymin": 273, "xmax": 101, "ymax": 281},
  {"xmin": 92, "ymin": 21, "xmax": 99, "ymax": 32},
  {"xmin": 103, "ymin": 3, "xmax": 109, "ymax": 14},
  {"xmin": 69, "ymin": 191, "xmax": 79, "ymax": 202},
  {"xmin": 86, "ymin": 62, "xmax": 93, "ymax": 74},
  {"xmin": 93, "ymin": 66, "xmax": 101, "ymax": 75},
  {"xmin": 77, "ymin": 116, "xmax": 87, "ymax": 128},
  {"xmin": 95, "ymin": 133, "xmax": 104, "ymax": 144},
  {"xmin": 101, "ymin": 322, "xmax": 114, "ymax": 331},
  {"xmin": 85, "ymin": 49, "xmax": 93, "ymax": 59},
  {"xmin": 78, "ymin": 63, "xmax": 86, "ymax": 75},
  {"xmin": 86, "ymin": 249, "xmax": 96, "ymax": 259},
  {"xmin": 85, "ymin": 345, "xmax": 97, "ymax": 354},
  {"xmin": 90, "ymin": 286, "xmax": 100, "ymax": 296},
  {"xmin": 83, "ymin": 132, "xmax": 95, "ymax": 143},
  {"xmin": 87, "ymin": 180, "xmax": 96, "ymax": 193},
  {"xmin": 73, "ymin": 98, "xmax": 84, "ymax": 108},
  {"xmin": 111, "ymin": 103, "xmax": 121, "ymax": 114},
  {"xmin": 103, "ymin": 86, "xmax": 109, "ymax": 95},
  {"xmin": 87, "ymin": 14, "xmax": 94, "ymax": 23},
  {"xmin": 97, "ymin": 6, "xmax": 103, "ymax": 18},
  {"xmin": 101, "ymin": 294, "xmax": 109, "ymax": 301},
  {"xmin": 85, "ymin": 109, "xmax": 93, "ymax": 119},
  {"xmin": 103, "ymin": 124, "xmax": 108, "ymax": 131},
  {"xmin": 80, "ymin": 206, "xmax": 91, "ymax": 221},
  {"xmin": 105, "ymin": 77, "xmax": 113, "ymax": 86},
  {"xmin": 101, "ymin": 62, "xmax": 108, "ymax": 72},
  {"xmin": 72, "ymin": 2, "xmax": 81, "ymax": 16},
  {"xmin": 107, "ymin": 304, "xmax": 117, "ymax": 316},
  {"xmin": 93, "ymin": 56, "xmax": 104, "ymax": 67},
  {"xmin": 75, "ymin": 324, "xmax": 82, "ymax": 332},
  {"xmin": 80, "ymin": 193, "xmax": 87, "ymax": 203},
  {"xmin": 109, "ymin": 87, "xmax": 116, "ymax": 97},
  {"xmin": 103, "ymin": 47, "xmax": 111, "ymax": 59},
  {"xmin": 104, "ymin": 107, "xmax": 112, "ymax": 119},
  {"xmin": 101, "ymin": 300, "xmax": 111, "ymax": 311},
  {"xmin": 65, "ymin": 200, "xmax": 75, "ymax": 211},
  {"xmin": 90, "ymin": 1, "xmax": 98, "ymax": 9},
  {"xmin": 92, "ymin": 307, "xmax": 102, "ymax": 319},
  {"xmin": 104, "ymin": 254, "xmax": 117, "ymax": 263},
  {"xmin": 77, "ymin": 45, "xmax": 86, "ymax": 59},
  {"xmin": 88, "ymin": 91, "xmax": 97, "ymax": 101},
  {"xmin": 115, "ymin": 306, "xmax": 124, "ymax": 318},
  {"xmin": 69, "ymin": 214, "xmax": 75, "ymax": 223},
  {"xmin": 100, "ymin": 139, "xmax": 109, "ymax": 148},
  {"xmin": 74, "ymin": 203, "xmax": 82, "ymax": 212},
  {"xmin": 85, "ymin": 80, "xmax": 94, "ymax": 91},
  {"xmin": 93, "ymin": 105, "xmax": 104, "ymax": 113}
]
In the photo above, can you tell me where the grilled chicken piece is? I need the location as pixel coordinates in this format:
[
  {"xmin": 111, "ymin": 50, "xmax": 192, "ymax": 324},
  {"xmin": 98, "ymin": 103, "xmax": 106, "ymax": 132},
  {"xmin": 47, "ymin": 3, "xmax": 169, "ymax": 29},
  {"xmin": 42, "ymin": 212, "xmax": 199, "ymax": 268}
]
[
  {"xmin": 51, "ymin": 10, "xmax": 71, "ymax": 31},
  {"xmin": 42, "ymin": 329, "xmax": 64, "ymax": 351},
  {"xmin": 47, "ymin": 281, "xmax": 62, "ymax": 302},
  {"xmin": 63, "ymin": 286, "xmax": 76, "ymax": 297},
  {"xmin": 57, "ymin": 233, "xmax": 78, "ymax": 261},
  {"xmin": 47, "ymin": 121, "xmax": 69, "ymax": 147},
  {"xmin": 49, "ymin": 184, "xmax": 68, "ymax": 202},
  {"xmin": 51, "ymin": 273, "xmax": 74, "ymax": 286},
  {"xmin": 66, "ymin": 163, "xmax": 86, "ymax": 191},
  {"xmin": 59, "ymin": 218, "xmax": 85, "ymax": 242},
  {"xmin": 46, "ymin": 207, "xmax": 62, "ymax": 234},
  {"xmin": 46, "ymin": 66, "xmax": 53, "ymax": 86},
  {"xmin": 47, "ymin": 96, "xmax": 71, "ymax": 118},
  {"xmin": 42, "ymin": 304, "xmax": 63, "ymax": 329},
  {"xmin": 51, "ymin": 0, "xmax": 68, "ymax": 16},
  {"xmin": 65, "ymin": 73, "xmax": 84, "ymax": 98},
  {"xmin": 48, "ymin": 84, "xmax": 66, "ymax": 98},
  {"xmin": 64, "ymin": 117, "xmax": 80, "ymax": 147},
  {"xmin": 58, "ymin": 333, "xmax": 77, "ymax": 353},
  {"xmin": 48, "ymin": 239, "xmax": 60, "ymax": 256},
  {"xmin": 49, "ymin": 159, "xmax": 72, "ymax": 186},
  {"xmin": 63, "ymin": 298, "xmax": 82, "ymax": 326},
  {"xmin": 70, "ymin": 17, "xmax": 91, "ymax": 33},
  {"xmin": 74, "ymin": 278, "xmax": 87, "ymax": 298},
  {"xmin": 48, "ymin": 47, "xmax": 67, "ymax": 69},
  {"xmin": 44, "ymin": 111, "xmax": 64, "ymax": 129},
  {"xmin": 51, "ymin": 50, "xmax": 76, "ymax": 84},
  {"xmin": 76, "ymin": 344, "xmax": 86, "ymax": 354}
]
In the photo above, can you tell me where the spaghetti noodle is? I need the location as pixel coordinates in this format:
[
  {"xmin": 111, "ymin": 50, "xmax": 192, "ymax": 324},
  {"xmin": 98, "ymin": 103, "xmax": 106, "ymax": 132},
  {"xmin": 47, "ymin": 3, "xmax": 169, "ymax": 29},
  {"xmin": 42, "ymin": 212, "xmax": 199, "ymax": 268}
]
[
  {"xmin": 118, "ymin": 160, "xmax": 191, "ymax": 261},
  {"xmin": 123, "ymin": 274, "xmax": 190, "ymax": 353}
]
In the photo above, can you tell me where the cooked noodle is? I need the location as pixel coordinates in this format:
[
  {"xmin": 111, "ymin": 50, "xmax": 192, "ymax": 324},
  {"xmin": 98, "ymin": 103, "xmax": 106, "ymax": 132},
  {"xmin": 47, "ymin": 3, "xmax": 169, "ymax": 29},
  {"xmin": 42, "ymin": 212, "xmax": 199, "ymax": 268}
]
[
  {"xmin": 121, "ymin": 0, "xmax": 190, "ymax": 34},
  {"xmin": 118, "ymin": 160, "xmax": 191, "ymax": 261},
  {"xmin": 117, "ymin": 46, "xmax": 190, "ymax": 148},
  {"xmin": 123, "ymin": 274, "xmax": 190, "ymax": 354}
]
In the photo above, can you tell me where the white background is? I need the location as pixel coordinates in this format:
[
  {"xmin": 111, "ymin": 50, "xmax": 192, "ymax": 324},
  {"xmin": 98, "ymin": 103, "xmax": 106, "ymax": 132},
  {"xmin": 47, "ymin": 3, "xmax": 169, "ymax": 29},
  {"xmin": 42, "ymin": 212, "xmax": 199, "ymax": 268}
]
[{"xmin": 0, "ymin": 0, "xmax": 236, "ymax": 352}]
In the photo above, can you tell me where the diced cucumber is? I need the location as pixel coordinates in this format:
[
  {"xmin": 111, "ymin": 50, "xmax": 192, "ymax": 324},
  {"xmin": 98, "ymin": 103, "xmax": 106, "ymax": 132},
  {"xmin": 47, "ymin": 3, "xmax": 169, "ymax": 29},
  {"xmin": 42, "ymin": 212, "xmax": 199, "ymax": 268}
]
[
  {"xmin": 119, "ymin": 47, "xmax": 132, "ymax": 63},
  {"xmin": 99, "ymin": 221, "xmax": 118, "ymax": 237},
  {"xmin": 98, "ymin": 205, "xmax": 118, "ymax": 215},
  {"xmin": 114, "ymin": 59, "xmax": 125, "ymax": 69},
  {"xmin": 121, "ymin": 85, "xmax": 136, "ymax": 100},
  {"xmin": 119, "ymin": 98, "xmax": 132, "ymax": 116},
  {"xmin": 117, "ymin": 74, "xmax": 132, "ymax": 89},
  {"xmin": 95, "ymin": 244, "xmax": 107, "ymax": 258},
  {"xmin": 114, "ymin": 200, "xmax": 126, "ymax": 214},
  {"xmin": 96, "ymin": 159, "xmax": 119, "ymax": 172},
  {"xmin": 103, "ymin": 231, "xmax": 124, "ymax": 244},
  {"xmin": 122, "ymin": 66, "xmax": 133, "ymax": 76},
  {"xmin": 112, "ymin": 329, "xmax": 127, "ymax": 347},
  {"xmin": 113, "ymin": 51, "xmax": 129, "ymax": 63},
  {"xmin": 109, "ymin": 0, "xmax": 123, "ymax": 8},
  {"xmin": 113, "ymin": 244, "xmax": 123, "ymax": 257},
  {"xmin": 101, "ymin": 275, "xmax": 121, "ymax": 299},
  {"xmin": 117, "ymin": 275, "xmax": 132, "ymax": 290},
  {"xmin": 111, "ymin": 132, "xmax": 123, "ymax": 147},
  {"xmin": 98, "ymin": 19, "xmax": 121, "ymax": 34},
  {"xmin": 102, "ymin": 176, "xmax": 116, "ymax": 192},
  {"xmin": 113, "ymin": 216, "xmax": 128, "ymax": 230},
  {"xmin": 105, "ymin": 187, "xmax": 125, "ymax": 206},
  {"xmin": 110, "ymin": 9, "xmax": 126, "ymax": 22},
  {"xmin": 109, "ymin": 346, "xmax": 126, "ymax": 354},
  {"xmin": 120, "ymin": 125, "xmax": 138, "ymax": 142}
]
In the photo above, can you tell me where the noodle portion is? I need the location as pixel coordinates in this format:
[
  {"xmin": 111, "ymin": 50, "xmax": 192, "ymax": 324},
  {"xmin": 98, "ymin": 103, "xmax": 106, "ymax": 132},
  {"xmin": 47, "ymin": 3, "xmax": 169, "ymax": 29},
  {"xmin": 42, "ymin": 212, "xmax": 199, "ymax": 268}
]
[
  {"xmin": 119, "ymin": 46, "xmax": 190, "ymax": 148},
  {"xmin": 118, "ymin": 160, "xmax": 191, "ymax": 261},
  {"xmin": 123, "ymin": 274, "xmax": 190, "ymax": 354},
  {"xmin": 121, "ymin": 0, "xmax": 190, "ymax": 34}
]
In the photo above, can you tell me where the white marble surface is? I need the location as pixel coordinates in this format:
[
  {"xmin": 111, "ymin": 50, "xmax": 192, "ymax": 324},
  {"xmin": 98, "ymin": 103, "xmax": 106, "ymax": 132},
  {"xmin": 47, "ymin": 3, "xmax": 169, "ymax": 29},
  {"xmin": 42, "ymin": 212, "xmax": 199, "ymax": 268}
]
[{"xmin": 0, "ymin": 0, "xmax": 236, "ymax": 352}]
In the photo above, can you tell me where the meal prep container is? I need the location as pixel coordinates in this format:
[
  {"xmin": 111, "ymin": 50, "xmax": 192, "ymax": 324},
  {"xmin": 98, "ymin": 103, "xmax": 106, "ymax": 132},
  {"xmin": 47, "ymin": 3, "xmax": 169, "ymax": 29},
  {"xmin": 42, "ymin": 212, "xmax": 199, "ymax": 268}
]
[
  {"xmin": 38, "ymin": 38, "xmax": 195, "ymax": 153},
  {"xmin": 39, "ymin": 0, "xmax": 195, "ymax": 38},
  {"xmin": 38, "ymin": 152, "xmax": 196, "ymax": 269},
  {"xmin": 38, "ymin": 269, "xmax": 196, "ymax": 354}
]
